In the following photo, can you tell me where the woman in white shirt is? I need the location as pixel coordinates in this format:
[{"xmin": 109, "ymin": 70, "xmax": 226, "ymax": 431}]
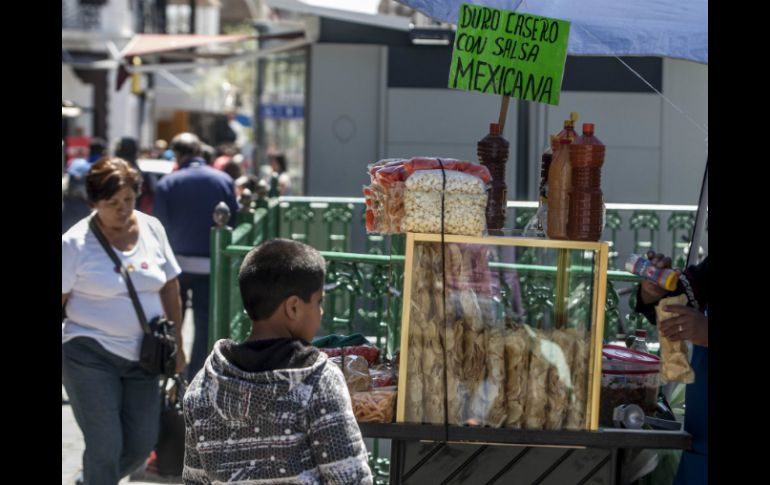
[{"xmin": 62, "ymin": 157, "xmax": 185, "ymax": 484}]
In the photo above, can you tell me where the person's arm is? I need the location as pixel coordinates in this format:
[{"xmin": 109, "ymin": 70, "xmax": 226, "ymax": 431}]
[
  {"xmin": 658, "ymin": 256, "xmax": 709, "ymax": 347},
  {"xmin": 182, "ymin": 409, "xmax": 211, "ymax": 485},
  {"xmin": 62, "ymin": 236, "xmax": 77, "ymax": 317},
  {"xmin": 659, "ymin": 305, "xmax": 708, "ymax": 347},
  {"xmin": 634, "ymin": 251, "xmax": 676, "ymax": 324},
  {"xmin": 306, "ymin": 364, "xmax": 373, "ymax": 485},
  {"xmin": 160, "ymin": 277, "xmax": 186, "ymax": 373}
]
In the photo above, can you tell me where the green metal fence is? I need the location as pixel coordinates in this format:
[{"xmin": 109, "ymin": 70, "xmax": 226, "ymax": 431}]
[
  {"xmin": 205, "ymin": 194, "xmax": 701, "ymax": 484},
  {"xmin": 209, "ymin": 196, "xmax": 664, "ymax": 353}
]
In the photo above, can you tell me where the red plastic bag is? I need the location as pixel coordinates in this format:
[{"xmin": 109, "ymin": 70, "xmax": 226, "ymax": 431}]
[
  {"xmin": 403, "ymin": 157, "xmax": 492, "ymax": 183},
  {"xmin": 375, "ymin": 164, "xmax": 407, "ymax": 185},
  {"xmin": 320, "ymin": 344, "xmax": 380, "ymax": 366},
  {"xmin": 369, "ymin": 364, "xmax": 397, "ymax": 388}
]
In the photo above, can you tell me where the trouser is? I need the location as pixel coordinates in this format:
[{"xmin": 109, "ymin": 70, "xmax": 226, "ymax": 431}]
[
  {"xmin": 179, "ymin": 272, "xmax": 211, "ymax": 382},
  {"xmin": 62, "ymin": 337, "xmax": 160, "ymax": 485}
]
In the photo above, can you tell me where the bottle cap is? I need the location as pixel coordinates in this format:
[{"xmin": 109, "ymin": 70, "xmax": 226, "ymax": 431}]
[
  {"xmin": 490, "ymin": 123, "xmax": 501, "ymax": 135},
  {"xmin": 583, "ymin": 123, "xmax": 595, "ymax": 135},
  {"xmin": 635, "ymin": 329, "xmax": 647, "ymax": 338}
]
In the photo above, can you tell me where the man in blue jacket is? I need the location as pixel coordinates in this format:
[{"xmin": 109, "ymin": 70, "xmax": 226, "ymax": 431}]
[{"xmin": 154, "ymin": 132, "xmax": 239, "ymax": 380}]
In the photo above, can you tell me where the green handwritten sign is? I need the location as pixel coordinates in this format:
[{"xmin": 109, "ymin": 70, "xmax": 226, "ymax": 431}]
[{"xmin": 448, "ymin": 4, "xmax": 570, "ymax": 106}]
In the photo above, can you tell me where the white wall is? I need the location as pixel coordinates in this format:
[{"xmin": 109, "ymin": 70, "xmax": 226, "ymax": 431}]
[
  {"xmin": 304, "ymin": 47, "xmax": 710, "ymax": 207},
  {"xmin": 62, "ymin": 64, "xmax": 94, "ymax": 136},
  {"xmin": 306, "ymin": 43, "xmax": 387, "ymax": 196},
  {"xmin": 539, "ymin": 92, "xmax": 663, "ymax": 204},
  {"xmin": 660, "ymin": 59, "xmax": 708, "ymax": 205},
  {"xmin": 532, "ymin": 60, "xmax": 707, "ymax": 206},
  {"xmin": 108, "ymin": 68, "xmax": 140, "ymax": 149},
  {"xmin": 197, "ymin": 6, "xmax": 221, "ymax": 36},
  {"xmin": 386, "ymin": 87, "xmax": 519, "ymax": 197},
  {"xmin": 101, "ymin": 0, "xmax": 133, "ymax": 37}
]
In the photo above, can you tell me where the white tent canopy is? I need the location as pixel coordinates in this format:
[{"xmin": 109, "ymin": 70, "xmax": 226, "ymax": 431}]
[{"xmin": 401, "ymin": 0, "xmax": 708, "ymax": 64}]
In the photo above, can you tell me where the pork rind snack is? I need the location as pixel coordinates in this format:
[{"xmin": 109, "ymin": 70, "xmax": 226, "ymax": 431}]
[
  {"xmin": 365, "ymin": 159, "xmax": 489, "ymax": 235},
  {"xmin": 330, "ymin": 354, "xmax": 372, "ymax": 393},
  {"xmin": 404, "ymin": 169, "xmax": 487, "ymax": 194},
  {"xmin": 403, "ymin": 170, "xmax": 487, "ymax": 236},
  {"xmin": 656, "ymin": 294, "xmax": 695, "ymax": 384},
  {"xmin": 364, "ymin": 159, "xmax": 406, "ymax": 234},
  {"xmin": 564, "ymin": 327, "xmax": 588, "ymax": 430},
  {"xmin": 403, "ymin": 243, "xmax": 445, "ymax": 424},
  {"xmin": 401, "ymin": 240, "xmax": 594, "ymax": 431},
  {"xmin": 351, "ymin": 387, "xmax": 397, "ymax": 423},
  {"xmin": 504, "ymin": 324, "xmax": 530, "ymax": 428},
  {"xmin": 403, "ymin": 192, "xmax": 486, "ymax": 236}
]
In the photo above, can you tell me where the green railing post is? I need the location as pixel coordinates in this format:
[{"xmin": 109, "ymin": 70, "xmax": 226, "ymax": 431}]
[
  {"xmin": 209, "ymin": 202, "xmax": 233, "ymax": 350},
  {"xmin": 268, "ymin": 197, "xmax": 280, "ymax": 240}
]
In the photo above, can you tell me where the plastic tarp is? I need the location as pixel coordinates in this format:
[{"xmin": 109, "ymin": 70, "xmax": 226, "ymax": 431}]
[{"xmin": 400, "ymin": 0, "xmax": 707, "ymax": 64}]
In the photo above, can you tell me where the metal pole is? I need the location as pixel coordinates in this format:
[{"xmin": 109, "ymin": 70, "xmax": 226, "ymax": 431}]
[
  {"xmin": 516, "ymin": 100, "xmax": 531, "ymax": 200},
  {"xmin": 189, "ymin": 0, "xmax": 196, "ymax": 34},
  {"xmin": 687, "ymin": 157, "xmax": 708, "ymax": 267},
  {"xmin": 254, "ymin": 22, "xmax": 268, "ymax": 176}
]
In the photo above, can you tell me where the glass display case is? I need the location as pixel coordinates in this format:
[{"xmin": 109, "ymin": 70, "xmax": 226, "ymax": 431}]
[{"xmin": 396, "ymin": 233, "xmax": 609, "ymax": 431}]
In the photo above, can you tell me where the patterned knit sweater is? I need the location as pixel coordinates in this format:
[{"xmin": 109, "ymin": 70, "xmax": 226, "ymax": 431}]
[{"xmin": 182, "ymin": 339, "xmax": 373, "ymax": 484}]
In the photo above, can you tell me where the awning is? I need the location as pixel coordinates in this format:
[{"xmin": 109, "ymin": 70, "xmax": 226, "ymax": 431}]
[
  {"xmin": 113, "ymin": 31, "xmax": 308, "ymax": 89},
  {"xmin": 119, "ymin": 33, "xmax": 256, "ymax": 58}
]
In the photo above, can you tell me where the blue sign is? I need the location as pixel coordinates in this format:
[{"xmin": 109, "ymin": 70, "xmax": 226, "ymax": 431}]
[{"xmin": 258, "ymin": 104, "xmax": 304, "ymax": 119}]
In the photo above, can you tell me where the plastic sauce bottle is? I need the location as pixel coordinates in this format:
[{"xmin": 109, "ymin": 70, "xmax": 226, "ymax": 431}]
[
  {"xmin": 533, "ymin": 135, "xmax": 559, "ymax": 235},
  {"xmin": 546, "ymin": 138, "xmax": 572, "ymax": 239},
  {"xmin": 567, "ymin": 123, "xmax": 606, "ymax": 241},
  {"xmin": 631, "ymin": 329, "xmax": 650, "ymax": 353},
  {"xmin": 556, "ymin": 112, "xmax": 579, "ymax": 143},
  {"xmin": 477, "ymin": 122, "xmax": 510, "ymax": 231},
  {"xmin": 539, "ymin": 135, "xmax": 559, "ymax": 201},
  {"xmin": 625, "ymin": 254, "xmax": 680, "ymax": 291}
]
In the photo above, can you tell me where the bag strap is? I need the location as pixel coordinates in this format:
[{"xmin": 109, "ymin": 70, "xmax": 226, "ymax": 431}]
[{"xmin": 89, "ymin": 216, "xmax": 151, "ymax": 334}]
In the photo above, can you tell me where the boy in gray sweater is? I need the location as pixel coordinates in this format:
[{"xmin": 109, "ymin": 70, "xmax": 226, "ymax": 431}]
[{"xmin": 183, "ymin": 239, "xmax": 373, "ymax": 484}]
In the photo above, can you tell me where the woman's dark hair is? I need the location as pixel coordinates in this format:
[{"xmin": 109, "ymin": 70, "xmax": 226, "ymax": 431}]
[
  {"xmin": 89, "ymin": 137, "xmax": 107, "ymax": 158},
  {"xmin": 86, "ymin": 157, "xmax": 142, "ymax": 204},
  {"xmin": 223, "ymin": 159, "xmax": 243, "ymax": 180},
  {"xmin": 270, "ymin": 153, "xmax": 287, "ymax": 173},
  {"xmin": 114, "ymin": 137, "xmax": 139, "ymax": 165},
  {"xmin": 238, "ymin": 239, "xmax": 326, "ymax": 321}
]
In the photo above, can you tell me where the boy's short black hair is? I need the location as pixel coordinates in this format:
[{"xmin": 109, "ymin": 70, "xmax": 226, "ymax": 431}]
[{"xmin": 239, "ymin": 239, "xmax": 326, "ymax": 321}]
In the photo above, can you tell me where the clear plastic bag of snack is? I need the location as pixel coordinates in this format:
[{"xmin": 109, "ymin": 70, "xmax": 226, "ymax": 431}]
[
  {"xmin": 403, "ymin": 191, "xmax": 487, "ymax": 236},
  {"xmin": 374, "ymin": 163, "xmax": 407, "ymax": 186},
  {"xmin": 370, "ymin": 364, "xmax": 397, "ymax": 388},
  {"xmin": 403, "ymin": 157, "xmax": 492, "ymax": 183},
  {"xmin": 330, "ymin": 354, "xmax": 372, "ymax": 393},
  {"xmin": 656, "ymin": 294, "xmax": 695, "ymax": 384},
  {"xmin": 368, "ymin": 159, "xmax": 405, "ymax": 183},
  {"xmin": 405, "ymin": 169, "xmax": 487, "ymax": 195},
  {"xmin": 351, "ymin": 387, "xmax": 397, "ymax": 423},
  {"xmin": 383, "ymin": 181, "xmax": 406, "ymax": 233},
  {"xmin": 321, "ymin": 344, "xmax": 381, "ymax": 366}
]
